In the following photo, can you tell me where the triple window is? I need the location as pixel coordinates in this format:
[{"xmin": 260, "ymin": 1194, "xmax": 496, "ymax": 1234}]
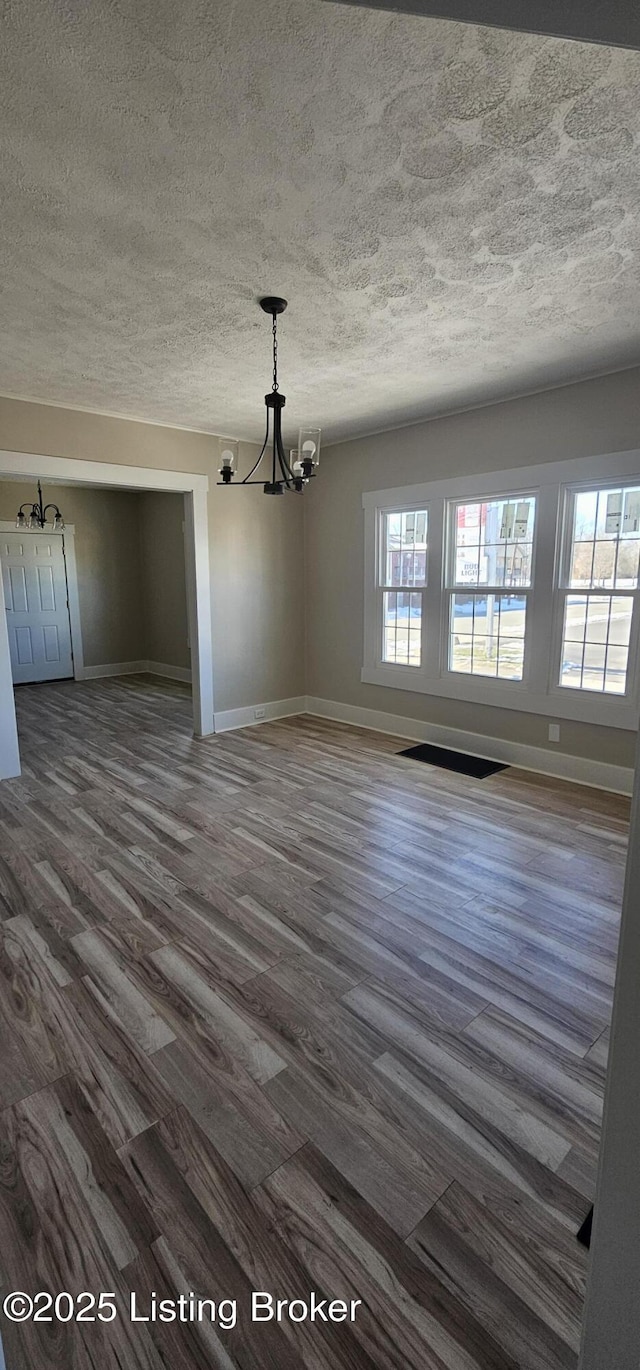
[{"xmin": 373, "ymin": 476, "xmax": 640, "ymax": 711}]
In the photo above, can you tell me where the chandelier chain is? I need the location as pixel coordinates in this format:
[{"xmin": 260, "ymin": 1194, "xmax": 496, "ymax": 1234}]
[{"xmin": 272, "ymin": 313, "xmax": 279, "ymax": 392}]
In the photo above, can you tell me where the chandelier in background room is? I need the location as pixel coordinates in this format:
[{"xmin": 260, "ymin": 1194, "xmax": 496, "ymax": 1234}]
[
  {"xmin": 218, "ymin": 297, "xmax": 320, "ymax": 495},
  {"xmin": 15, "ymin": 480, "xmax": 65, "ymax": 530}
]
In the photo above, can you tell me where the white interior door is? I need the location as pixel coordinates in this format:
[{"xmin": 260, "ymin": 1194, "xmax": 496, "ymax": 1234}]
[{"xmin": 1, "ymin": 532, "xmax": 74, "ymax": 683}]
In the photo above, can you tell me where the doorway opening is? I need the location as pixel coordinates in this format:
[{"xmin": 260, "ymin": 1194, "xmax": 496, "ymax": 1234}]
[{"xmin": 0, "ymin": 450, "xmax": 214, "ymax": 780}]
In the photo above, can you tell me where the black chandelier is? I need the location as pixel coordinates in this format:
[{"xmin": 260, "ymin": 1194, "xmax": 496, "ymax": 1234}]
[
  {"xmin": 15, "ymin": 480, "xmax": 65, "ymax": 531},
  {"xmin": 218, "ymin": 297, "xmax": 320, "ymax": 495}
]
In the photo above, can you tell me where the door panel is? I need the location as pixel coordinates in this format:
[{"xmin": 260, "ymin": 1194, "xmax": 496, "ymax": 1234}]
[
  {"xmin": 1, "ymin": 532, "xmax": 74, "ymax": 683},
  {"xmin": 43, "ymin": 625, "xmax": 61, "ymax": 661},
  {"xmin": 36, "ymin": 565, "xmax": 56, "ymax": 612},
  {"xmin": 6, "ymin": 564, "xmax": 28, "ymax": 613},
  {"xmin": 15, "ymin": 625, "xmax": 34, "ymax": 665}
]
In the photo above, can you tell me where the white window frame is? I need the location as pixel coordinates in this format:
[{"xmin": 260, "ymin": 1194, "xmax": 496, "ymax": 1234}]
[
  {"xmin": 377, "ymin": 503, "xmax": 429, "ymax": 670},
  {"xmin": 443, "ymin": 489, "xmax": 538, "ymax": 686},
  {"xmin": 362, "ymin": 449, "xmax": 640, "ymax": 731},
  {"xmin": 548, "ymin": 479, "xmax": 640, "ymax": 706}
]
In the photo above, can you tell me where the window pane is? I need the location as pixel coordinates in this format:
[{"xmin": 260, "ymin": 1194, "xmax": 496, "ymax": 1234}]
[
  {"xmin": 383, "ymin": 591, "xmax": 422, "ymax": 666},
  {"xmin": 560, "ymin": 594, "xmax": 632, "ymax": 694},
  {"xmin": 573, "ymin": 490, "xmax": 598, "ymax": 542},
  {"xmin": 569, "ymin": 486, "xmax": 640, "ymax": 590},
  {"xmin": 571, "ymin": 539, "xmax": 618, "ymax": 588},
  {"xmin": 383, "ymin": 509, "xmax": 428, "ymax": 587},
  {"xmin": 617, "ymin": 538, "xmax": 640, "ymax": 587},
  {"xmin": 453, "ymin": 496, "xmax": 535, "ymax": 588},
  {"xmin": 449, "ymin": 593, "xmax": 526, "ymax": 681}
]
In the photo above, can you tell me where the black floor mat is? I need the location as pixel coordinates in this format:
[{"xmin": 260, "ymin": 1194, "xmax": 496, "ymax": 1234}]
[{"xmin": 398, "ymin": 742, "xmax": 508, "ymax": 779}]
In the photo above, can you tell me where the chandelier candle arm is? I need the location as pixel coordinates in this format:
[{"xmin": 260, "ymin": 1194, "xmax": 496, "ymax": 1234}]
[{"xmin": 218, "ymin": 297, "xmax": 320, "ymax": 495}]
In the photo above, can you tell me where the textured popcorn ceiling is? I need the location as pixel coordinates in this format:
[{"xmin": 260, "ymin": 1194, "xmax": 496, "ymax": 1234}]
[{"xmin": 1, "ymin": 1, "xmax": 640, "ymax": 443}]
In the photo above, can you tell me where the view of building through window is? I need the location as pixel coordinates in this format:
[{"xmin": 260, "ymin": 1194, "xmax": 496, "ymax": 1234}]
[
  {"xmin": 381, "ymin": 509, "xmax": 427, "ymax": 666},
  {"xmin": 368, "ymin": 465, "xmax": 640, "ymax": 721},
  {"xmin": 448, "ymin": 496, "xmax": 535, "ymax": 680},
  {"xmin": 560, "ymin": 486, "xmax": 640, "ymax": 693}
]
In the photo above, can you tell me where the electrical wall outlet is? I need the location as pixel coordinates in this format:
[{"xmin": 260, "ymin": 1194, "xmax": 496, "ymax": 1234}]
[
  {"xmin": 254, "ymin": 707, "xmax": 266, "ymax": 720},
  {"xmin": 548, "ymin": 723, "xmax": 560, "ymax": 743}
]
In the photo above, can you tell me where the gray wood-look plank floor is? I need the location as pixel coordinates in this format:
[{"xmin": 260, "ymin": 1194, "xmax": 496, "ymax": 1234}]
[{"xmin": 0, "ymin": 675, "xmax": 628, "ymax": 1369}]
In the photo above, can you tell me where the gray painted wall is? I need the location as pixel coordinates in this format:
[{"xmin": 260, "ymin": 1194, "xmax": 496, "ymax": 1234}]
[
  {"xmin": 0, "ymin": 397, "xmax": 306, "ymax": 710},
  {"xmin": 304, "ymin": 365, "xmax": 640, "ymax": 769},
  {"xmin": 3, "ymin": 366, "xmax": 640, "ymax": 761},
  {"xmin": 139, "ymin": 491, "xmax": 190, "ymax": 670}
]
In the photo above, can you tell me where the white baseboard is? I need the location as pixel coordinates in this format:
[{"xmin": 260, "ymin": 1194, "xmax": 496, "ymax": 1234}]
[
  {"xmin": 63, "ymin": 674, "xmax": 634, "ymax": 794},
  {"xmin": 146, "ymin": 661, "xmax": 192, "ymax": 683},
  {"xmin": 75, "ymin": 660, "xmax": 191, "ymax": 683},
  {"xmin": 214, "ymin": 695, "xmax": 307, "ymax": 733},
  {"xmin": 305, "ymin": 696, "xmax": 634, "ymax": 796},
  {"xmin": 75, "ymin": 660, "xmax": 148, "ymax": 681}
]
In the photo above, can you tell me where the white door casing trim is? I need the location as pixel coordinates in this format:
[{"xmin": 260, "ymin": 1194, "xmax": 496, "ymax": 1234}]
[{"xmin": 0, "ymin": 451, "xmax": 213, "ymax": 778}]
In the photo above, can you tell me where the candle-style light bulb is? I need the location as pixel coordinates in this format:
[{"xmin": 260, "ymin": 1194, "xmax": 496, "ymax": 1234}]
[
  {"xmin": 297, "ymin": 427, "xmax": 321, "ymax": 477},
  {"xmin": 219, "ymin": 440, "xmax": 239, "ymax": 483}
]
